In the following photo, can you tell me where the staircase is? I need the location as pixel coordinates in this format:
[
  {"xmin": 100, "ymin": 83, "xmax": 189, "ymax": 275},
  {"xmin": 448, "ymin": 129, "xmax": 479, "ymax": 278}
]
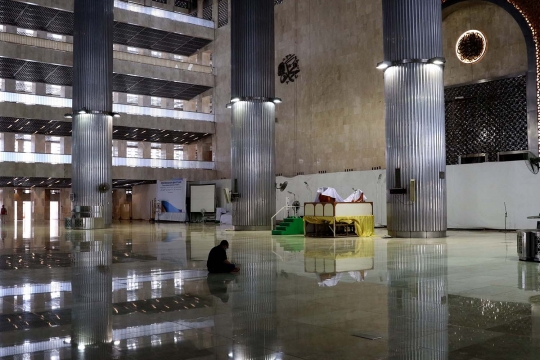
[{"xmin": 272, "ymin": 217, "xmax": 304, "ymax": 236}]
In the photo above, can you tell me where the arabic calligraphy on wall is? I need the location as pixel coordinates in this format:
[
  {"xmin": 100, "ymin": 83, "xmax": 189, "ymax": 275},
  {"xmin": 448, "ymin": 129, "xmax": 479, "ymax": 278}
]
[{"xmin": 278, "ymin": 54, "xmax": 300, "ymax": 84}]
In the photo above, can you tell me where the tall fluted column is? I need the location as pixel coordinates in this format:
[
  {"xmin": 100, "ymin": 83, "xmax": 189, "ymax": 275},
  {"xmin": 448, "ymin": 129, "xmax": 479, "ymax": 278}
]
[
  {"xmin": 387, "ymin": 242, "xmax": 448, "ymax": 359},
  {"xmin": 382, "ymin": 0, "xmax": 447, "ymax": 238},
  {"xmin": 72, "ymin": 0, "xmax": 114, "ymax": 228},
  {"xmin": 230, "ymin": 0, "xmax": 276, "ymax": 230},
  {"xmin": 70, "ymin": 231, "xmax": 113, "ymax": 346}
]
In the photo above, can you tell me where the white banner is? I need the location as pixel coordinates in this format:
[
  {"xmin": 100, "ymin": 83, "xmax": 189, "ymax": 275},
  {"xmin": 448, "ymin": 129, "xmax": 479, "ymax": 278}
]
[{"xmin": 156, "ymin": 179, "xmax": 187, "ymax": 222}]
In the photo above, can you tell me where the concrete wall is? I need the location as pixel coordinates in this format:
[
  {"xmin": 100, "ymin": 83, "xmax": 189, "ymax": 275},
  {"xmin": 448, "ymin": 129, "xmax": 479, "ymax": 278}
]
[
  {"xmin": 443, "ymin": 1, "xmax": 528, "ymax": 86},
  {"xmin": 211, "ymin": 0, "xmax": 528, "ymax": 178},
  {"xmin": 271, "ymin": 161, "xmax": 540, "ymax": 230},
  {"xmin": 132, "ymin": 184, "xmax": 157, "ymax": 220}
]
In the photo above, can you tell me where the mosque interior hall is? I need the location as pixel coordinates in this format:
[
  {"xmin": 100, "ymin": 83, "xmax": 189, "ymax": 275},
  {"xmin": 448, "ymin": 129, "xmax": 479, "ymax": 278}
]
[{"xmin": 1, "ymin": 0, "xmax": 540, "ymax": 359}]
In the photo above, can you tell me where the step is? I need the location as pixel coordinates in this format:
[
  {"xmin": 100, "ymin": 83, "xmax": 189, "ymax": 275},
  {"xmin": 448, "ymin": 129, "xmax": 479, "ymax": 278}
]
[
  {"xmin": 276, "ymin": 226, "xmax": 288, "ymax": 231},
  {"xmin": 271, "ymin": 230, "xmax": 283, "ymax": 235}
]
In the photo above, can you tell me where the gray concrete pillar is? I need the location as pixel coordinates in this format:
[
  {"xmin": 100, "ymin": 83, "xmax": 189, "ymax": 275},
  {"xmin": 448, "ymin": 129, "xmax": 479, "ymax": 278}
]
[
  {"xmin": 164, "ymin": 143, "xmax": 175, "ymax": 160},
  {"xmin": 230, "ymin": 0, "xmax": 276, "ymax": 230},
  {"xmin": 212, "ymin": 0, "xmax": 219, "ymax": 27},
  {"xmin": 32, "ymin": 134, "xmax": 46, "ymax": 154},
  {"xmin": 71, "ymin": 0, "xmax": 114, "ymax": 228},
  {"xmin": 197, "ymin": 0, "xmax": 204, "ymax": 18},
  {"xmin": 117, "ymin": 140, "xmax": 127, "ymax": 158},
  {"xmin": 2, "ymin": 133, "xmax": 15, "ymax": 152},
  {"xmin": 61, "ymin": 137, "xmax": 72, "ymax": 155},
  {"xmin": 32, "ymin": 188, "xmax": 46, "ymax": 222},
  {"xmin": 139, "ymin": 142, "xmax": 151, "ymax": 159},
  {"xmin": 382, "ymin": 0, "xmax": 446, "ymax": 238},
  {"xmin": 70, "ymin": 233, "xmax": 112, "ymax": 346}
]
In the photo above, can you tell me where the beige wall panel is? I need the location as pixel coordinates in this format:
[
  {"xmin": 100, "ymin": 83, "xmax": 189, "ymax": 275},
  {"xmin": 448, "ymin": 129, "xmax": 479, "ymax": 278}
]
[{"xmin": 443, "ymin": 1, "xmax": 527, "ymax": 86}]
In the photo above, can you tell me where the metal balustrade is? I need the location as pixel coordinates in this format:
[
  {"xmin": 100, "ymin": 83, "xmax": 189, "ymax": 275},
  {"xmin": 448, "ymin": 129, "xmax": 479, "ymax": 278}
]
[
  {"xmin": 0, "ymin": 92, "xmax": 215, "ymax": 122},
  {"xmin": 114, "ymin": 0, "xmax": 215, "ymax": 28},
  {"xmin": 0, "ymin": 152, "xmax": 215, "ymax": 170},
  {"xmin": 0, "ymin": 33, "xmax": 213, "ymax": 74}
]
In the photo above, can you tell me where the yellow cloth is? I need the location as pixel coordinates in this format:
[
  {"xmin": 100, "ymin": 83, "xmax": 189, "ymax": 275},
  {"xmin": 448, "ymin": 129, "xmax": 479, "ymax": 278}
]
[
  {"xmin": 305, "ymin": 238, "xmax": 375, "ymax": 259},
  {"xmin": 303, "ymin": 215, "xmax": 375, "ymax": 237}
]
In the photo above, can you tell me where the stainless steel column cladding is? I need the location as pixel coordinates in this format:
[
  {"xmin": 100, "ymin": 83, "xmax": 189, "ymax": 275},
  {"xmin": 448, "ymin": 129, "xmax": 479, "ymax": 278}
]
[
  {"xmin": 388, "ymin": 242, "xmax": 448, "ymax": 358},
  {"xmin": 230, "ymin": 0, "xmax": 276, "ymax": 230},
  {"xmin": 70, "ymin": 232, "xmax": 113, "ymax": 346},
  {"xmin": 71, "ymin": 0, "xmax": 114, "ymax": 228},
  {"xmin": 382, "ymin": 0, "xmax": 447, "ymax": 238}
]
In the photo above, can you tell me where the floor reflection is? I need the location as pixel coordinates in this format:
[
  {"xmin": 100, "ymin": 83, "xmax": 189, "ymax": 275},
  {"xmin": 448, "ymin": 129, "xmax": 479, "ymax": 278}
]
[{"xmin": 0, "ymin": 223, "xmax": 539, "ymax": 359}]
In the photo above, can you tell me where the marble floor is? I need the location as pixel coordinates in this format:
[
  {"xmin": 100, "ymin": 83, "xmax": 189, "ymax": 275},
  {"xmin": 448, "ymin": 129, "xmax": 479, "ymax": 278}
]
[{"xmin": 0, "ymin": 221, "xmax": 538, "ymax": 359}]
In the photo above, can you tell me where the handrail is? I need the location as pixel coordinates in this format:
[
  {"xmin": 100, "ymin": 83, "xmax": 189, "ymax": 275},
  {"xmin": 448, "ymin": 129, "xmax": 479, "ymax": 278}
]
[{"xmin": 271, "ymin": 205, "xmax": 296, "ymax": 231}]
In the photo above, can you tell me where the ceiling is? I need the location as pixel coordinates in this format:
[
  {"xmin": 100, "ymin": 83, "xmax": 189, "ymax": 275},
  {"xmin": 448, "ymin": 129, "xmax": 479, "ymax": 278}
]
[
  {"xmin": 0, "ymin": 177, "xmax": 157, "ymax": 189},
  {"xmin": 0, "ymin": 117, "xmax": 211, "ymax": 144},
  {"xmin": 0, "ymin": 0, "xmax": 212, "ymax": 56},
  {"xmin": 0, "ymin": 58, "xmax": 212, "ymax": 100}
]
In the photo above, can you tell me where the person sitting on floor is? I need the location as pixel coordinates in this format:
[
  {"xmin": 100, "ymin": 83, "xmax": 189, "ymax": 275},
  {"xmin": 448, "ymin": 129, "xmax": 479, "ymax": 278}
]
[{"xmin": 207, "ymin": 240, "xmax": 240, "ymax": 273}]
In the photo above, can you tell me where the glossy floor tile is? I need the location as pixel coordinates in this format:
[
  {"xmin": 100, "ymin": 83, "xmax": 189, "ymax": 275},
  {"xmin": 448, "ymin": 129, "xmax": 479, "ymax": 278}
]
[{"xmin": 0, "ymin": 221, "xmax": 538, "ymax": 359}]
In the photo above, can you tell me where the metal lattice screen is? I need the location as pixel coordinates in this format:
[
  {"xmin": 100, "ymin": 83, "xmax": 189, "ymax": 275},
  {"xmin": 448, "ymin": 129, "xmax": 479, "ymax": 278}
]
[
  {"xmin": 445, "ymin": 75, "xmax": 528, "ymax": 164},
  {"xmin": 174, "ymin": 0, "xmax": 189, "ymax": 8},
  {"xmin": 203, "ymin": 5, "xmax": 212, "ymax": 21},
  {"xmin": 218, "ymin": 0, "xmax": 228, "ymax": 28}
]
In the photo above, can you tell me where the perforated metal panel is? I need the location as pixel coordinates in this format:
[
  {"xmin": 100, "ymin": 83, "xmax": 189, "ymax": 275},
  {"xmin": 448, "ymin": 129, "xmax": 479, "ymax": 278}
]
[
  {"xmin": 218, "ymin": 0, "xmax": 228, "ymax": 28},
  {"xmin": 445, "ymin": 75, "xmax": 528, "ymax": 164}
]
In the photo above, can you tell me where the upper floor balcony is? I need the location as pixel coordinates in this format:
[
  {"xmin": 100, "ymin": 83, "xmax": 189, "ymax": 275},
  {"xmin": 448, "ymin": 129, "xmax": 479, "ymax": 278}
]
[
  {"xmin": 0, "ymin": 91, "xmax": 214, "ymax": 123},
  {"xmin": 0, "ymin": 151, "xmax": 215, "ymax": 170}
]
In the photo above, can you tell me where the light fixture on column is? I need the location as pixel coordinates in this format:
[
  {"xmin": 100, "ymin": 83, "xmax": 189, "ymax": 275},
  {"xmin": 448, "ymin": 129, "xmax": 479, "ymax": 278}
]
[
  {"xmin": 226, "ymin": 97, "xmax": 282, "ymax": 108},
  {"xmin": 64, "ymin": 113, "xmax": 73, "ymax": 119},
  {"xmin": 111, "ymin": 112, "xmax": 121, "ymax": 118},
  {"xmin": 376, "ymin": 61, "xmax": 392, "ymax": 70},
  {"xmin": 429, "ymin": 57, "xmax": 446, "ymax": 65}
]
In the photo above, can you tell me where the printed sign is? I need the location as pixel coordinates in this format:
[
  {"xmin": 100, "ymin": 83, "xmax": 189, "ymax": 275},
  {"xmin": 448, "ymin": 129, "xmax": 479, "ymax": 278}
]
[{"xmin": 156, "ymin": 179, "xmax": 187, "ymax": 222}]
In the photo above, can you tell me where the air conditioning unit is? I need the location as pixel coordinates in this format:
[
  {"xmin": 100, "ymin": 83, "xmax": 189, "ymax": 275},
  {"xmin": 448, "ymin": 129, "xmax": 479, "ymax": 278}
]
[
  {"xmin": 459, "ymin": 153, "xmax": 488, "ymax": 164},
  {"xmin": 497, "ymin": 151, "xmax": 533, "ymax": 162}
]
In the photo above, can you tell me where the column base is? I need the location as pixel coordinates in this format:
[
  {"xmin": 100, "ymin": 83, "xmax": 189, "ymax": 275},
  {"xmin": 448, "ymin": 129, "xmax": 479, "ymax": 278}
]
[
  {"xmin": 388, "ymin": 231, "xmax": 447, "ymax": 239},
  {"xmin": 233, "ymin": 225, "xmax": 271, "ymax": 231}
]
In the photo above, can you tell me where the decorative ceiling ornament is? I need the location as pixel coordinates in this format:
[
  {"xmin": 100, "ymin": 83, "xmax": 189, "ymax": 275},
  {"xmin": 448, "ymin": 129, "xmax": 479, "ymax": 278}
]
[{"xmin": 456, "ymin": 30, "xmax": 488, "ymax": 64}]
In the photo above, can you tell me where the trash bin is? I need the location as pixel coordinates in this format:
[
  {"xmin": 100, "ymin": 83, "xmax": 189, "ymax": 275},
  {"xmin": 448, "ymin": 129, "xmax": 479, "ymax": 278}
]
[{"xmin": 517, "ymin": 230, "xmax": 539, "ymax": 261}]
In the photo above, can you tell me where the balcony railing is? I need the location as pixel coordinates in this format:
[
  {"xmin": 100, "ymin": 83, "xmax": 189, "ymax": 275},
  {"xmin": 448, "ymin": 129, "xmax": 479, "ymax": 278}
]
[
  {"xmin": 114, "ymin": 0, "xmax": 215, "ymax": 28},
  {"xmin": 0, "ymin": 33, "xmax": 213, "ymax": 74},
  {"xmin": 0, "ymin": 92, "xmax": 214, "ymax": 122},
  {"xmin": 0, "ymin": 152, "xmax": 215, "ymax": 170}
]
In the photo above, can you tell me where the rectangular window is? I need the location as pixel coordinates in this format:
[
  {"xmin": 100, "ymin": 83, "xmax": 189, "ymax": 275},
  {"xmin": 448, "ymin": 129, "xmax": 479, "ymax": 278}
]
[
  {"xmin": 151, "ymin": 97, "xmax": 162, "ymax": 107},
  {"xmin": 46, "ymin": 85, "xmax": 62, "ymax": 96},
  {"xmin": 15, "ymin": 134, "xmax": 31, "ymax": 153},
  {"xmin": 17, "ymin": 28, "xmax": 35, "ymax": 37},
  {"xmin": 46, "ymin": 136, "xmax": 62, "ymax": 155},
  {"xmin": 0, "ymin": 25, "xmax": 5, "ymax": 33},
  {"xmin": 174, "ymin": 99, "xmax": 184, "ymax": 110},
  {"xmin": 127, "ymin": 94, "xmax": 139, "ymax": 104},
  {"xmin": 127, "ymin": 142, "xmax": 140, "ymax": 158},
  {"xmin": 151, "ymin": 51, "xmax": 162, "ymax": 58},
  {"xmin": 16, "ymin": 81, "xmax": 33, "ymax": 93},
  {"xmin": 173, "ymin": 55, "xmax": 184, "ymax": 62},
  {"xmin": 47, "ymin": 33, "xmax": 64, "ymax": 42},
  {"xmin": 113, "ymin": 92, "xmax": 119, "ymax": 103},
  {"xmin": 127, "ymin": 47, "xmax": 139, "ymax": 54},
  {"xmin": 174, "ymin": 145, "xmax": 183, "ymax": 160}
]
